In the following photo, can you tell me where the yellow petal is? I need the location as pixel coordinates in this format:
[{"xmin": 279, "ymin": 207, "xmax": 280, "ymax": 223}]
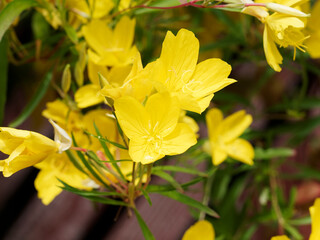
[
  {"xmin": 145, "ymin": 93, "xmax": 180, "ymax": 137},
  {"xmin": 88, "ymin": 60, "xmax": 109, "ymax": 85},
  {"xmin": 113, "ymin": 16, "xmax": 135, "ymax": 50},
  {"xmin": 206, "ymin": 108, "xmax": 224, "ymax": 142},
  {"xmin": 42, "ymin": 99, "xmax": 69, "ymax": 126},
  {"xmin": 35, "ymin": 152, "xmax": 90, "ymax": 205},
  {"xmin": 157, "ymin": 29, "xmax": 199, "ymax": 91},
  {"xmin": 310, "ymin": 198, "xmax": 320, "ymax": 240},
  {"xmin": 219, "ymin": 110, "xmax": 252, "ymax": 142},
  {"xmin": 306, "ymin": 32, "xmax": 320, "ymax": 59},
  {"xmin": 75, "ymin": 84, "xmax": 105, "ymax": 108},
  {"xmin": 182, "ymin": 220, "xmax": 215, "ymax": 240},
  {"xmin": 129, "ymin": 138, "xmax": 165, "ymax": 164},
  {"xmin": 263, "ymin": 26, "xmax": 283, "ymax": 72},
  {"xmin": 270, "ymin": 235, "xmax": 291, "ymax": 240},
  {"xmin": 114, "ymin": 96, "xmax": 149, "ymax": 139},
  {"xmin": 161, "ymin": 123, "xmax": 197, "ymax": 155},
  {"xmin": 211, "ymin": 145, "xmax": 228, "ymax": 166},
  {"xmin": 187, "ymin": 58, "xmax": 236, "ymax": 99},
  {"xmin": 82, "ymin": 19, "xmax": 113, "ymax": 54},
  {"xmin": 226, "ymin": 138, "xmax": 254, "ymax": 165}
]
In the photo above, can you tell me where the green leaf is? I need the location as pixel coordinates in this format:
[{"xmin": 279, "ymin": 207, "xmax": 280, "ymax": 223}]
[
  {"xmin": 284, "ymin": 223, "xmax": 303, "ymax": 240},
  {"xmin": 59, "ymin": 180, "xmax": 122, "ymax": 197},
  {"xmin": 0, "ymin": 0, "xmax": 39, "ymax": 41},
  {"xmin": 254, "ymin": 147, "xmax": 295, "ymax": 160},
  {"xmin": 133, "ymin": 208, "xmax": 155, "ymax": 240},
  {"xmin": 31, "ymin": 11, "xmax": 51, "ymax": 40},
  {"xmin": 152, "ymin": 170, "xmax": 183, "ymax": 192},
  {"xmin": 0, "ymin": 34, "xmax": 8, "ymax": 125},
  {"xmin": 85, "ymin": 130, "xmax": 127, "ymax": 150},
  {"xmin": 9, "ymin": 71, "xmax": 52, "ymax": 127},
  {"xmin": 157, "ymin": 191, "xmax": 219, "ymax": 218},
  {"xmin": 72, "ymin": 134, "xmax": 112, "ymax": 190},
  {"xmin": 135, "ymin": 0, "xmax": 181, "ymax": 14},
  {"xmin": 65, "ymin": 150, "xmax": 86, "ymax": 174},
  {"xmin": 289, "ymin": 216, "xmax": 311, "ymax": 226},
  {"xmin": 152, "ymin": 165, "xmax": 207, "ymax": 177},
  {"xmin": 93, "ymin": 123, "xmax": 126, "ymax": 180},
  {"xmin": 141, "ymin": 188, "xmax": 152, "ymax": 206},
  {"xmin": 147, "ymin": 177, "xmax": 204, "ymax": 193},
  {"xmin": 63, "ymin": 24, "xmax": 78, "ymax": 44}
]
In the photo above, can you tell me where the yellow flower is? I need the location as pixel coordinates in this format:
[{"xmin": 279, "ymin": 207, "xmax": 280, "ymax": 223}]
[
  {"xmin": 206, "ymin": 108, "xmax": 254, "ymax": 166},
  {"xmin": 310, "ymin": 198, "xmax": 320, "ymax": 240},
  {"xmin": 114, "ymin": 93, "xmax": 197, "ymax": 164},
  {"xmin": 182, "ymin": 220, "xmax": 215, "ymax": 240},
  {"xmin": 145, "ymin": 29, "xmax": 236, "ymax": 114},
  {"xmin": 0, "ymin": 127, "xmax": 59, "ymax": 177},
  {"xmin": 100, "ymin": 52, "xmax": 153, "ymax": 103},
  {"xmin": 262, "ymin": 0, "xmax": 309, "ymax": 71},
  {"xmin": 270, "ymin": 236, "xmax": 290, "ymax": 240},
  {"xmin": 82, "ymin": 16, "xmax": 138, "ymax": 67},
  {"xmin": 34, "ymin": 152, "xmax": 90, "ymax": 205},
  {"xmin": 305, "ymin": 0, "xmax": 320, "ymax": 58},
  {"xmin": 66, "ymin": 0, "xmax": 114, "ymax": 20}
]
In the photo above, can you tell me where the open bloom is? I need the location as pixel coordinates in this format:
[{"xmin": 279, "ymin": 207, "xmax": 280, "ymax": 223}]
[
  {"xmin": 206, "ymin": 108, "xmax": 254, "ymax": 166},
  {"xmin": 0, "ymin": 128, "xmax": 59, "ymax": 177},
  {"xmin": 82, "ymin": 16, "xmax": 138, "ymax": 67},
  {"xmin": 310, "ymin": 198, "xmax": 320, "ymax": 240},
  {"xmin": 34, "ymin": 152, "xmax": 90, "ymax": 205},
  {"xmin": 305, "ymin": 0, "xmax": 320, "ymax": 58},
  {"xmin": 182, "ymin": 220, "xmax": 215, "ymax": 240},
  {"xmin": 114, "ymin": 93, "xmax": 197, "ymax": 164},
  {"xmin": 145, "ymin": 29, "xmax": 236, "ymax": 114}
]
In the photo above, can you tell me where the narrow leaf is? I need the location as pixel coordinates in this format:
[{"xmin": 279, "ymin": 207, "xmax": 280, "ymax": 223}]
[
  {"xmin": 254, "ymin": 147, "xmax": 295, "ymax": 160},
  {"xmin": 0, "ymin": 34, "xmax": 8, "ymax": 125},
  {"xmin": 94, "ymin": 122, "xmax": 126, "ymax": 180},
  {"xmin": 0, "ymin": 0, "xmax": 39, "ymax": 41},
  {"xmin": 9, "ymin": 71, "xmax": 52, "ymax": 127},
  {"xmin": 152, "ymin": 170, "xmax": 183, "ymax": 192},
  {"xmin": 152, "ymin": 165, "xmax": 207, "ymax": 177},
  {"xmin": 134, "ymin": 208, "xmax": 155, "ymax": 240},
  {"xmin": 141, "ymin": 188, "xmax": 152, "ymax": 206},
  {"xmin": 158, "ymin": 191, "xmax": 219, "ymax": 218},
  {"xmin": 147, "ymin": 177, "xmax": 204, "ymax": 192}
]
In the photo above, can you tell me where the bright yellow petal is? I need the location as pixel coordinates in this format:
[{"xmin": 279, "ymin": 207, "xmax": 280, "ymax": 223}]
[
  {"xmin": 34, "ymin": 166, "xmax": 62, "ymax": 205},
  {"xmin": 156, "ymin": 29, "xmax": 199, "ymax": 91},
  {"xmin": 182, "ymin": 220, "xmax": 215, "ymax": 240},
  {"xmin": 310, "ymin": 198, "xmax": 320, "ymax": 240},
  {"xmin": 75, "ymin": 84, "xmax": 105, "ymax": 108},
  {"xmin": 206, "ymin": 108, "xmax": 224, "ymax": 142},
  {"xmin": 306, "ymin": 31, "xmax": 320, "ymax": 59},
  {"xmin": 0, "ymin": 127, "xmax": 29, "ymax": 154},
  {"xmin": 219, "ymin": 110, "xmax": 252, "ymax": 142},
  {"xmin": 42, "ymin": 99, "xmax": 69, "ymax": 126},
  {"xmin": 187, "ymin": 58, "xmax": 236, "ymax": 99},
  {"xmin": 161, "ymin": 123, "xmax": 197, "ymax": 155},
  {"xmin": 263, "ymin": 26, "xmax": 283, "ymax": 72},
  {"xmin": 88, "ymin": 60, "xmax": 109, "ymax": 85},
  {"xmin": 82, "ymin": 20, "xmax": 113, "ymax": 54},
  {"xmin": 35, "ymin": 153, "xmax": 90, "ymax": 205},
  {"xmin": 114, "ymin": 96, "xmax": 149, "ymax": 139},
  {"xmin": 113, "ymin": 16, "xmax": 135, "ymax": 50},
  {"xmin": 226, "ymin": 138, "xmax": 254, "ymax": 165},
  {"xmin": 211, "ymin": 145, "xmax": 228, "ymax": 166},
  {"xmin": 145, "ymin": 93, "xmax": 180, "ymax": 137},
  {"xmin": 270, "ymin": 235, "xmax": 290, "ymax": 240},
  {"xmin": 129, "ymin": 138, "xmax": 165, "ymax": 164}
]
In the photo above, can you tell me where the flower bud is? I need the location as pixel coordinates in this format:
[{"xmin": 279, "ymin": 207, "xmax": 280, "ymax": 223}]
[{"xmin": 266, "ymin": 3, "xmax": 310, "ymax": 17}]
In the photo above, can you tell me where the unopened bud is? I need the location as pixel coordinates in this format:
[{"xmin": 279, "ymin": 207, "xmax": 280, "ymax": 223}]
[
  {"xmin": 266, "ymin": 3, "xmax": 310, "ymax": 17},
  {"xmin": 61, "ymin": 64, "xmax": 71, "ymax": 93}
]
